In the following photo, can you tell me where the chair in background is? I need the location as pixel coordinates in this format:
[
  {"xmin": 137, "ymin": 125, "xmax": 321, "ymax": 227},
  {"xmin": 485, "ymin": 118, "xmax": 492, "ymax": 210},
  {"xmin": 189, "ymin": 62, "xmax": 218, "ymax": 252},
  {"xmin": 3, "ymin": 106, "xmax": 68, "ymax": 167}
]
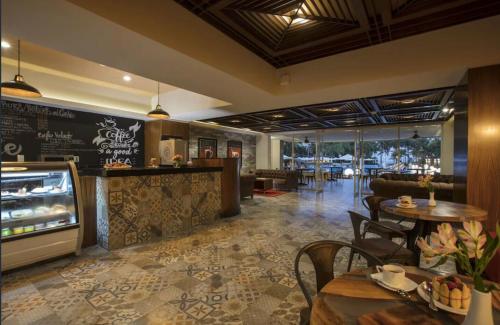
[
  {"xmin": 294, "ymin": 240, "xmax": 383, "ymax": 325},
  {"xmin": 348, "ymin": 211, "xmax": 416, "ymax": 271},
  {"xmin": 362, "ymin": 195, "xmax": 412, "ymax": 240},
  {"xmin": 240, "ymin": 174, "xmax": 256, "ymax": 199}
]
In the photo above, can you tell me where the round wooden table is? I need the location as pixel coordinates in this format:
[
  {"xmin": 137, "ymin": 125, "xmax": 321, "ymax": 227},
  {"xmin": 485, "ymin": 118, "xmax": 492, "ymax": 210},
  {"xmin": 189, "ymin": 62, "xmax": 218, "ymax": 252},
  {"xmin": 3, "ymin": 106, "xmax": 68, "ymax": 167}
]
[
  {"xmin": 380, "ymin": 199, "xmax": 487, "ymax": 261},
  {"xmin": 310, "ymin": 266, "xmax": 500, "ymax": 325}
]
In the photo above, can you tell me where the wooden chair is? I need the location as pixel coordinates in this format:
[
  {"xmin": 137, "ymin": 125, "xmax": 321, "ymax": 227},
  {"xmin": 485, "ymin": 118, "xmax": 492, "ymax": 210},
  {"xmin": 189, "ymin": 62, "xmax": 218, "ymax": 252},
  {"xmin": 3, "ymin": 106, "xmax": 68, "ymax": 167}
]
[
  {"xmin": 294, "ymin": 240, "xmax": 383, "ymax": 325},
  {"xmin": 362, "ymin": 196, "xmax": 412, "ymax": 240},
  {"xmin": 348, "ymin": 211, "xmax": 416, "ymax": 272}
]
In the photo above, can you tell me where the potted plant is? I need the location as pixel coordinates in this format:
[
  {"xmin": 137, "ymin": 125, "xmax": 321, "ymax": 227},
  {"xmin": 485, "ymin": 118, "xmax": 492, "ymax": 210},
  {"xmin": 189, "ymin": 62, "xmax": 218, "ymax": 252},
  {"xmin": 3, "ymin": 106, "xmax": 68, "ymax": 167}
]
[
  {"xmin": 172, "ymin": 154, "xmax": 183, "ymax": 168},
  {"xmin": 418, "ymin": 174, "xmax": 436, "ymax": 206},
  {"xmin": 417, "ymin": 221, "xmax": 499, "ymax": 325}
]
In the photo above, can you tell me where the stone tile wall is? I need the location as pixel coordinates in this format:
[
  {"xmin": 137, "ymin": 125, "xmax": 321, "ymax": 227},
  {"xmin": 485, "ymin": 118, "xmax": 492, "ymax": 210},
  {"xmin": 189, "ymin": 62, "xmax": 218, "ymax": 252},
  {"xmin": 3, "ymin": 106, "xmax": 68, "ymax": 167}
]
[
  {"xmin": 96, "ymin": 172, "xmax": 222, "ymax": 250},
  {"xmin": 189, "ymin": 125, "xmax": 256, "ymax": 174}
]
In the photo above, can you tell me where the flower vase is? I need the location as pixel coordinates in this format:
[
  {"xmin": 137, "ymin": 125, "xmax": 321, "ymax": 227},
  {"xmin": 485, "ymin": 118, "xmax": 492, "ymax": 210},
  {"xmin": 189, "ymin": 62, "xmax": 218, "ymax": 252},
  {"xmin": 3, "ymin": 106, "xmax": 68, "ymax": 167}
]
[
  {"xmin": 462, "ymin": 289, "xmax": 494, "ymax": 325},
  {"xmin": 428, "ymin": 191, "xmax": 437, "ymax": 207}
]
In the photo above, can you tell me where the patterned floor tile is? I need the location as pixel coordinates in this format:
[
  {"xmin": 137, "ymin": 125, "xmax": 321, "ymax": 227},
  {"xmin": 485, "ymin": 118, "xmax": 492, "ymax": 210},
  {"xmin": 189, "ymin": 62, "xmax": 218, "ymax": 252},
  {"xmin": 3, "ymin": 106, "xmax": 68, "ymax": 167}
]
[{"xmin": 2, "ymin": 182, "xmax": 412, "ymax": 324}]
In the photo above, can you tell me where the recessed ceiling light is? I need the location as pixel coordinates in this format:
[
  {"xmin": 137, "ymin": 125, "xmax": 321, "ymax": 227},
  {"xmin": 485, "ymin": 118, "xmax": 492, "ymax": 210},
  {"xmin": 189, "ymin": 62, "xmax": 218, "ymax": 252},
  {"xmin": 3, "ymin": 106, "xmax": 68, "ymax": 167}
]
[
  {"xmin": 292, "ymin": 18, "xmax": 309, "ymax": 25},
  {"xmin": 208, "ymin": 121, "xmax": 218, "ymax": 125},
  {"xmin": 263, "ymin": 127, "xmax": 272, "ymax": 130},
  {"xmin": 271, "ymin": 114, "xmax": 285, "ymax": 118},
  {"xmin": 1, "ymin": 40, "xmax": 11, "ymax": 48},
  {"xmin": 123, "ymin": 75, "xmax": 132, "ymax": 82},
  {"xmin": 442, "ymin": 107, "xmax": 450, "ymax": 113},
  {"xmin": 325, "ymin": 108, "xmax": 340, "ymax": 112},
  {"xmin": 230, "ymin": 119, "xmax": 241, "ymax": 123},
  {"xmin": 299, "ymin": 124, "xmax": 309, "ymax": 127},
  {"xmin": 401, "ymin": 99, "xmax": 415, "ymax": 104}
]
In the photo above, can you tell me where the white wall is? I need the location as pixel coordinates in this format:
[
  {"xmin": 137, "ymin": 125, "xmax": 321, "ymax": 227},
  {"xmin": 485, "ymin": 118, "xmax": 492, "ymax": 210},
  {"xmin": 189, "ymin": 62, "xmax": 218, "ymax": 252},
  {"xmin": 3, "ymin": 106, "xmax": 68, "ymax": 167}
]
[
  {"xmin": 440, "ymin": 117, "xmax": 454, "ymax": 175},
  {"xmin": 256, "ymin": 134, "xmax": 271, "ymax": 170},
  {"xmin": 270, "ymin": 138, "xmax": 281, "ymax": 170}
]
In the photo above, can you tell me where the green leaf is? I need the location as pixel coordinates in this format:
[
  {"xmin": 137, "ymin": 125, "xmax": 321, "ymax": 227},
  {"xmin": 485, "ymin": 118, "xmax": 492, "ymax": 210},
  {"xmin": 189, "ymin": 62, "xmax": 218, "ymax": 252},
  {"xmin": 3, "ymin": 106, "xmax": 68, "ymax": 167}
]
[{"xmin": 430, "ymin": 255, "xmax": 449, "ymax": 269}]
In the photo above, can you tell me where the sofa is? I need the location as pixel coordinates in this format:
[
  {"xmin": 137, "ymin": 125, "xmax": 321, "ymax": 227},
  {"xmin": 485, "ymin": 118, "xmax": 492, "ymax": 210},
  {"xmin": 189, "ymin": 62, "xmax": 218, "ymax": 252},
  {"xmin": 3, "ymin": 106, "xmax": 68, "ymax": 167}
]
[
  {"xmin": 255, "ymin": 169, "xmax": 299, "ymax": 191},
  {"xmin": 370, "ymin": 173, "xmax": 454, "ymax": 202},
  {"xmin": 240, "ymin": 174, "xmax": 256, "ymax": 199}
]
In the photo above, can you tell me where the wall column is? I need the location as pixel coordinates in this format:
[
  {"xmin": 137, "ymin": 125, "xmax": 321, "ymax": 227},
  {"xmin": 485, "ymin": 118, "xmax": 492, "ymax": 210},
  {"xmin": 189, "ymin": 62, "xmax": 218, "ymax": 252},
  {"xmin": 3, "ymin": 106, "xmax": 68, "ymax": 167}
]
[
  {"xmin": 440, "ymin": 117, "xmax": 454, "ymax": 175},
  {"xmin": 256, "ymin": 133, "xmax": 271, "ymax": 170},
  {"xmin": 467, "ymin": 64, "xmax": 500, "ymax": 230}
]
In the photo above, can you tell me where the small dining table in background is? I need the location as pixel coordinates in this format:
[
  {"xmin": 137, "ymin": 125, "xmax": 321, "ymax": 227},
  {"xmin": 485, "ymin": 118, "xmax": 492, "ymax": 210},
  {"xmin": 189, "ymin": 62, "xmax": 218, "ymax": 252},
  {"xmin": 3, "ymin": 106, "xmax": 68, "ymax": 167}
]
[
  {"xmin": 310, "ymin": 266, "xmax": 500, "ymax": 325},
  {"xmin": 380, "ymin": 199, "xmax": 488, "ymax": 263}
]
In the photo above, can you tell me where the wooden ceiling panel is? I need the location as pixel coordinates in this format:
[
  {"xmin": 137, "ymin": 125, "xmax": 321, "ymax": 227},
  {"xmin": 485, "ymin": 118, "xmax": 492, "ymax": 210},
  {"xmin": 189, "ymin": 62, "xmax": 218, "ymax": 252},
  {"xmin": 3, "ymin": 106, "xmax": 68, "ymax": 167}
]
[
  {"xmin": 201, "ymin": 87, "xmax": 455, "ymax": 132},
  {"xmin": 175, "ymin": 0, "xmax": 500, "ymax": 67}
]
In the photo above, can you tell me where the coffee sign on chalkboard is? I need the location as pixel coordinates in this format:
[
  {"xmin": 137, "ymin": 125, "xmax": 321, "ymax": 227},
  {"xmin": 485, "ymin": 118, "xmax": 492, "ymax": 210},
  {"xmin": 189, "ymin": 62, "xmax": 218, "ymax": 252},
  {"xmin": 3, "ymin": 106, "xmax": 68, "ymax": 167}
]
[{"xmin": 1, "ymin": 100, "xmax": 145, "ymax": 167}]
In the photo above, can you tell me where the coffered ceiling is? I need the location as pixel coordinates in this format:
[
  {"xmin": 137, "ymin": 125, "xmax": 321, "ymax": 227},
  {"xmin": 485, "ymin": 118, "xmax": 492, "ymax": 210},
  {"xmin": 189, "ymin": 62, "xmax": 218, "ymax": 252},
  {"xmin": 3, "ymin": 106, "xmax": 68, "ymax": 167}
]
[
  {"xmin": 202, "ymin": 87, "xmax": 454, "ymax": 132},
  {"xmin": 175, "ymin": 0, "xmax": 500, "ymax": 67}
]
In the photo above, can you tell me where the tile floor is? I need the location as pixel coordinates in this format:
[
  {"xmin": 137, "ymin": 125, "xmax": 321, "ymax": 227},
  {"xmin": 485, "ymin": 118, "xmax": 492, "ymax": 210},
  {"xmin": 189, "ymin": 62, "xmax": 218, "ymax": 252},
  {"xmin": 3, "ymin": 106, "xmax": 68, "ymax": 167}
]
[{"xmin": 1, "ymin": 181, "xmax": 385, "ymax": 325}]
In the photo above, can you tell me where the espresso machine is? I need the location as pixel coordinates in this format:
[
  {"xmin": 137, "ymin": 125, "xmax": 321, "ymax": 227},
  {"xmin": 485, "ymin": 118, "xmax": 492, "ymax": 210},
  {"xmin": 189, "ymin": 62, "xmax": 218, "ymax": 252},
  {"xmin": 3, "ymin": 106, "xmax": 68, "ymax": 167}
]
[{"xmin": 159, "ymin": 137, "xmax": 187, "ymax": 165}]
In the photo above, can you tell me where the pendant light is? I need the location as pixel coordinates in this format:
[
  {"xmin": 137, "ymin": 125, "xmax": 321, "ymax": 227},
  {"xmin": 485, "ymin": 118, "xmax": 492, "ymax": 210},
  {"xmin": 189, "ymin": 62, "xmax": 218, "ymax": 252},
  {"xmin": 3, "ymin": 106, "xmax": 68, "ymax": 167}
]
[
  {"xmin": 147, "ymin": 81, "xmax": 170, "ymax": 119},
  {"xmin": 1, "ymin": 40, "xmax": 42, "ymax": 98},
  {"xmin": 412, "ymin": 130, "xmax": 420, "ymax": 139},
  {"xmin": 304, "ymin": 136, "xmax": 310, "ymax": 144}
]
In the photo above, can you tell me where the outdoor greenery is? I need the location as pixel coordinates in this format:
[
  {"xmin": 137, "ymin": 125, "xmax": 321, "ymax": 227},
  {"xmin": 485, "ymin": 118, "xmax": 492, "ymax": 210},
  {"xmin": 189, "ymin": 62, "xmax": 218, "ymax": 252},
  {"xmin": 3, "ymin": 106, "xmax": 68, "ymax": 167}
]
[{"xmin": 283, "ymin": 137, "xmax": 441, "ymax": 166}]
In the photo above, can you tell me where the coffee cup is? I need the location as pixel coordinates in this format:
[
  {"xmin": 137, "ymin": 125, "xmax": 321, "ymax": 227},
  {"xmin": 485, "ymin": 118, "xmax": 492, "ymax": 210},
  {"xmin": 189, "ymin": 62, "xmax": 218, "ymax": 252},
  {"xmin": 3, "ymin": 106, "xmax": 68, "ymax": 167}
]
[
  {"xmin": 398, "ymin": 195, "xmax": 412, "ymax": 206},
  {"xmin": 376, "ymin": 264, "xmax": 406, "ymax": 287}
]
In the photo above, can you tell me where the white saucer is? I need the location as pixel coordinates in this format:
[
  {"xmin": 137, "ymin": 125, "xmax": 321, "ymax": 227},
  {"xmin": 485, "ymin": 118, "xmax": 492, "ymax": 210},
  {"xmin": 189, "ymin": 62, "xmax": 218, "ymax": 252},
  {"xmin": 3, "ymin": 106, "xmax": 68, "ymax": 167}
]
[
  {"xmin": 370, "ymin": 272, "xmax": 418, "ymax": 292},
  {"xmin": 417, "ymin": 282, "xmax": 468, "ymax": 315},
  {"xmin": 396, "ymin": 203, "xmax": 417, "ymax": 209}
]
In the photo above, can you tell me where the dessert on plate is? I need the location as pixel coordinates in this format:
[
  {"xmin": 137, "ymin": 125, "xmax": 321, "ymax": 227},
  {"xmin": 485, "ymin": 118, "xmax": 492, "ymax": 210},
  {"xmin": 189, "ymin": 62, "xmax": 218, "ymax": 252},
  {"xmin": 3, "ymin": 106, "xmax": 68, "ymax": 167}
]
[{"xmin": 432, "ymin": 276, "xmax": 471, "ymax": 309}]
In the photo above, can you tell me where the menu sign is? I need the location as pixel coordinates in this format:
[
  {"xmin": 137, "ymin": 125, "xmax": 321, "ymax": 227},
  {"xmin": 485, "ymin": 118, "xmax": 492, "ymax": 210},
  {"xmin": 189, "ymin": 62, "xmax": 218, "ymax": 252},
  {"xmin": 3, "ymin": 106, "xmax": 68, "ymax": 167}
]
[{"xmin": 1, "ymin": 100, "xmax": 145, "ymax": 167}]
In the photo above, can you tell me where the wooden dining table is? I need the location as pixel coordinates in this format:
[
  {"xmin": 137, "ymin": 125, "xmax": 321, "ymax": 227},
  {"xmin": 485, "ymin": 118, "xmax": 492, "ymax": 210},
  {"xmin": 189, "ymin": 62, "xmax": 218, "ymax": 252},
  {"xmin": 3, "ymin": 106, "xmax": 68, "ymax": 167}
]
[
  {"xmin": 379, "ymin": 199, "xmax": 488, "ymax": 262},
  {"xmin": 310, "ymin": 266, "xmax": 500, "ymax": 325}
]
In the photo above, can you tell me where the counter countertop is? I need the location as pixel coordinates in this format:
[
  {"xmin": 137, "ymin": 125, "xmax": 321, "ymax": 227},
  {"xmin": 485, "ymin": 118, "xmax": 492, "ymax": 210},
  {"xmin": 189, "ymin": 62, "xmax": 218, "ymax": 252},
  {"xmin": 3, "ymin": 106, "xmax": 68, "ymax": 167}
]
[{"xmin": 79, "ymin": 166, "xmax": 223, "ymax": 177}]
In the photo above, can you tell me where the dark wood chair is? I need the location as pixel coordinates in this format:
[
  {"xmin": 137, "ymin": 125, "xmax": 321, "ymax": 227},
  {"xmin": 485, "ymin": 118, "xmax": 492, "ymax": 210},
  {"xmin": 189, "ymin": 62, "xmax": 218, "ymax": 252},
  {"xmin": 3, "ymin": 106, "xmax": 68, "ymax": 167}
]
[
  {"xmin": 348, "ymin": 211, "xmax": 416, "ymax": 272},
  {"xmin": 362, "ymin": 195, "xmax": 412, "ymax": 240},
  {"xmin": 294, "ymin": 240, "xmax": 383, "ymax": 325}
]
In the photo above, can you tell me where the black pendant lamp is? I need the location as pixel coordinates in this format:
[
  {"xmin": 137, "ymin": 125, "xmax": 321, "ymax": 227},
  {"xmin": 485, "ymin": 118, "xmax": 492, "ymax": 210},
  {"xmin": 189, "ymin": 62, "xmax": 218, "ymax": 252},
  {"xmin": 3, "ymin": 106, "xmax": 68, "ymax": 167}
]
[
  {"xmin": 147, "ymin": 81, "xmax": 170, "ymax": 119},
  {"xmin": 412, "ymin": 130, "xmax": 420, "ymax": 139},
  {"xmin": 304, "ymin": 136, "xmax": 310, "ymax": 144},
  {"xmin": 1, "ymin": 40, "xmax": 42, "ymax": 98}
]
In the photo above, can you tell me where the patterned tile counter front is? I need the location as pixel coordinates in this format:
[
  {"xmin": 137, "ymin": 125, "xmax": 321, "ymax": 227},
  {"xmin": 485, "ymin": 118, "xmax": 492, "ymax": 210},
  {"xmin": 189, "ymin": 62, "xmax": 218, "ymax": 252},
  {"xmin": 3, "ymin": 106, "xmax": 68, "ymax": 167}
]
[{"xmin": 96, "ymin": 172, "xmax": 222, "ymax": 249}]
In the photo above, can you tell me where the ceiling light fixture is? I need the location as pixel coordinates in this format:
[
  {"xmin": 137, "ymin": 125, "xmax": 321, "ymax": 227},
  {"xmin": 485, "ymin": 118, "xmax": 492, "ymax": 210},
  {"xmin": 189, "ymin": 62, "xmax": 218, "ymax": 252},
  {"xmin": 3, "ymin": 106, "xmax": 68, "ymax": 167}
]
[
  {"xmin": 123, "ymin": 75, "xmax": 132, "ymax": 82},
  {"xmin": 412, "ymin": 130, "xmax": 420, "ymax": 139},
  {"xmin": 1, "ymin": 40, "xmax": 42, "ymax": 98},
  {"xmin": 300, "ymin": 124, "xmax": 309, "ymax": 127},
  {"xmin": 442, "ymin": 107, "xmax": 450, "ymax": 113},
  {"xmin": 207, "ymin": 121, "xmax": 218, "ymax": 125},
  {"xmin": 402, "ymin": 99, "xmax": 415, "ymax": 104},
  {"xmin": 147, "ymin": 81, "xmax": 170, "ymax": 119},
  {"xmin": 304, "ymin": 136, "xmax": 310, "ymax": 144},
  {"xmin": 272, "ymin": 114, "xmax": 285, "ymax": 118},
  {"xmin": 1, "ymin": 40, "xmax": 11, "ymax": 48},
  {"xmin": 230, "ymin": 119, "xmax": 241, "ymax": 123},
  {"xmin": 325, "ymin": 108, "xmax": 340, "ymax": 112}
]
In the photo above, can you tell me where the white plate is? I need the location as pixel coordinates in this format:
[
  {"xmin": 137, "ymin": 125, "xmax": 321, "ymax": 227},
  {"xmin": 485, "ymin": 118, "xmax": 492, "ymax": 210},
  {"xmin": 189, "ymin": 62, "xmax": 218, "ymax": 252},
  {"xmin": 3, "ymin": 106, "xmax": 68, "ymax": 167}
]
[
  {"xmin": 396, "ymin": 203, "xmax": 417, "ymax": 209},
  {"xmin": 370, "ymin": 272, "xmax": 418, "ymax": 292},
  {"xmin": 31, "ymin": 187, "xmax": 49, "ymax": 194},
  {"xmin": 417, "ymin": 282, "xmax": 468, "ymax": 315},
  {"xmin": 12, "ymin": 192, "xmax": 31, "ymax": 198}
]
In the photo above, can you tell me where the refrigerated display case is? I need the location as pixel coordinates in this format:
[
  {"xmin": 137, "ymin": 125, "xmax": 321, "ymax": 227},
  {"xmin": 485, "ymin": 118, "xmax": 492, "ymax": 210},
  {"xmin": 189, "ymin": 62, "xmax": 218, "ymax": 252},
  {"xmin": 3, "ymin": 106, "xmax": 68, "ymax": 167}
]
[{"xmin": 1, "ymin": 161, "xmax": 84, "ymax": 271}]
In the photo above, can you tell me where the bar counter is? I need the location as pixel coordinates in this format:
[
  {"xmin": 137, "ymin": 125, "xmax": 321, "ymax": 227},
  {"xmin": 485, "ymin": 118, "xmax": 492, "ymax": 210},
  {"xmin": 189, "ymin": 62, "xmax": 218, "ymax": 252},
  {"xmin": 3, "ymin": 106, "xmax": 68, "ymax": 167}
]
[{"xmin": 79, "ymin": 166, "xmax": 222, "ymax": 250}]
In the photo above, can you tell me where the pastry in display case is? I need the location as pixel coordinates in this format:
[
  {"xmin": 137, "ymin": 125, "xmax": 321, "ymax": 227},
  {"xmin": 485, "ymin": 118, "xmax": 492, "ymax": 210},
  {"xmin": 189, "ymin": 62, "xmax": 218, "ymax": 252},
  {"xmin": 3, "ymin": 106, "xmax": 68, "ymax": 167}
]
[{"xmin": 1, "ymin": 161, "xmax": 84, "ymax": 271}]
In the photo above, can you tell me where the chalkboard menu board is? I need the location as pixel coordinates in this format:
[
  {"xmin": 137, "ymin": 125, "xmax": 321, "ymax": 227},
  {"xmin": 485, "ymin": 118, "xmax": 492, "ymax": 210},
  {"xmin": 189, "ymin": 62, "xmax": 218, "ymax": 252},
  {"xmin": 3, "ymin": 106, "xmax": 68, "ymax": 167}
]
[{"xmin": 1, "ymin": 100, "xmax": 145, "ymax": 167}]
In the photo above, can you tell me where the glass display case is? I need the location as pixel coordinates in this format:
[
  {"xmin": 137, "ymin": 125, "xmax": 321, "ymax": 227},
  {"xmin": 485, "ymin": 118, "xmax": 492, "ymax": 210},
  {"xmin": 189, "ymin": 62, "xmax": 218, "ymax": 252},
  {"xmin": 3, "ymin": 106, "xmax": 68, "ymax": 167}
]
[{"xmin": 1, "ymin": 162, "xmax": 83, "ymax": 270}]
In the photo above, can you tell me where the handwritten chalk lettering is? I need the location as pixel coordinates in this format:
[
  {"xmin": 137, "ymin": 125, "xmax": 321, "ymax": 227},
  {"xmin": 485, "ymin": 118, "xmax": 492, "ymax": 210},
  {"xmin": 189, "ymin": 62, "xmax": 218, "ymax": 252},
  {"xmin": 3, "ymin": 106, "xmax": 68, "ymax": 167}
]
[
  {"xmin": 2, "ymin": 143, "xmax": 22, "ymax": 156},
  {"xmin": 92, "ymin": 117, "xmax": 141, "ymax": 163}
]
